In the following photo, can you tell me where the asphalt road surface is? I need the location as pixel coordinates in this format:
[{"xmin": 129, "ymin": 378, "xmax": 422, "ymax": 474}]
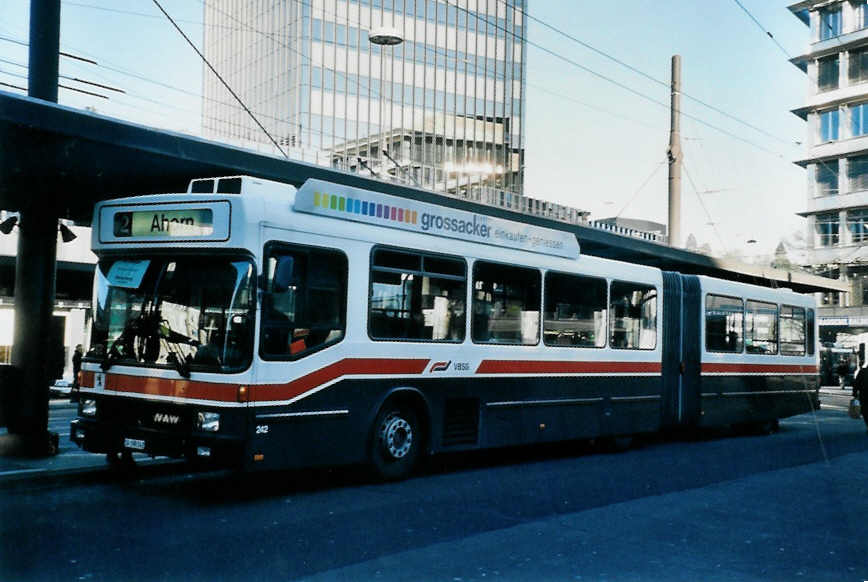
[{"xmin": 1, "ymin": 392, "xmax": 867, "ymax": 581}]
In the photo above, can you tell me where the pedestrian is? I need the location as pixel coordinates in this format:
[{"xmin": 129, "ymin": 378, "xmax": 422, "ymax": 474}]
[
  {"xmin": 836, "ymin": 357, "xmax": 850, "ymax": 389},
  {"xmin": 71, "ymin": 344, "xmax": 83, "ymax": 402}
]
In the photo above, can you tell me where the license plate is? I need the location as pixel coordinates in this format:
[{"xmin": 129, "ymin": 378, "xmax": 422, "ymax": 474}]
[{"xmin": 123, "ymin": 438, "xmax": 145, "ymax": 451}]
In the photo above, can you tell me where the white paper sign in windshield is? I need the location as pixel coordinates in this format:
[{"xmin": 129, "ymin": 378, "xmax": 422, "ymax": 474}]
[
  {"xmin": 294, "ymin": 180, "xmax": 580, "ymax": 259},
  {"xmin": 107, "ymin": 260, "xmax": 150, "ymax": 289}
]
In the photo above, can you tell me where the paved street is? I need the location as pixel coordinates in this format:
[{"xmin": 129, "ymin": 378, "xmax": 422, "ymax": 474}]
[{"xmin": 0, "ymin": 389, "xmax": 867, "ymax": 581}]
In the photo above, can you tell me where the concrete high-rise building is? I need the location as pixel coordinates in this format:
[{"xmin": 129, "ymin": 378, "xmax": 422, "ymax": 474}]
[
  {"xmin": 202, "ymin": 0, "xmax": 527, "ymax": 195},
  {"xmin": 790, "ymin": 0, "xmax": 868, "ymax": 342}
]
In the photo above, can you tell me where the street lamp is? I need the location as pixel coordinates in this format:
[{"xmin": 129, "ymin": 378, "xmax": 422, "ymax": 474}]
[{"xmin": 369, "ymin": 26, "xmax": 403, "ymax": 179}]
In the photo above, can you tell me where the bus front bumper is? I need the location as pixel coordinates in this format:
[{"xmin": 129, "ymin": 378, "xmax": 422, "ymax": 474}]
[{"xmin": 70, "ymin": 417, "xmax": 245, "ymax": 467}]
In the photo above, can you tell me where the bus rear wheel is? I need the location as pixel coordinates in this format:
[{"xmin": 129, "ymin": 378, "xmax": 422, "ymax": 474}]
[{"xmin": 370, "ymin": 404, "xmax": 421, "ymax": 481}]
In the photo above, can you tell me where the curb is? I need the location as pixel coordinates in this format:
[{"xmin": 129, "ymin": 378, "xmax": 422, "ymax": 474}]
[{"xmin": 0, "ymin": 457, "xmax": 184, "ymax": 489}]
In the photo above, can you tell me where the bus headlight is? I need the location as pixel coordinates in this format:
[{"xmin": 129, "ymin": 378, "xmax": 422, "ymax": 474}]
[
  {"xmin": 81, "ymin": 399, "xmax": 97, "ymax": 417},
  {"xmin": 196, "ymin": 412, "xmax": 220, "ymax": 432}
]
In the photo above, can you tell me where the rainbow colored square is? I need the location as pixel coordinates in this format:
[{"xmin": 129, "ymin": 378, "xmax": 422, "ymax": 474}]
[{"xmin": 313, "ymin": 191, "xmax": 418, "ymax": 225}]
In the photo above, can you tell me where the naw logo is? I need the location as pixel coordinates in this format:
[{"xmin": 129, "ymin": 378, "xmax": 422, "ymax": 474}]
[
  {"xmin": 429, "ymin": 361, "xmax": 451, "ymax": 373},
  {"xmin": 153, "ymin": 412, "xmax": 181, "ymax": 425}
]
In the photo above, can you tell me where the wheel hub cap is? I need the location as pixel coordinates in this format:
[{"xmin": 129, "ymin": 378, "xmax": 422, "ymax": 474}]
[{"xmin": 381, "ymin": 416, "xmax": 412, "ymax": 459}]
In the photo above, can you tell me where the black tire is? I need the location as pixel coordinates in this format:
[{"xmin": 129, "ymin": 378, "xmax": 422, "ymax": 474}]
[{"xmin": 369, "ymin": 403, "xmax": 422, "ymax": 481}]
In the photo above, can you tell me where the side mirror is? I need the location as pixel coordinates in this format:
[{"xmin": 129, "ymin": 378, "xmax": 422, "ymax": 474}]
[{"xmin": 272, "ymin": 256, "xmax": 295, "ymax": 293}]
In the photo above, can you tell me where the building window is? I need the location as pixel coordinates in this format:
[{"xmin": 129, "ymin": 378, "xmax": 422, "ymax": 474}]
[
  {"xmin": 818, "ymin": 55, "xmax": 840, "ymax": 92},
  {"xmin": 819, "ymin": 6, "xmax": 842, "ymax": 40},
  {"xmin": 819, "ymin": 109, "xmax": 839, "ymax": 142},
  {"xmin": 543, "ymin": 272, "xmax": 607, "ymax": 348},
  {"xmin": 859, "ymin": 1, "xmax": 868, "ymax": 30},
  {"xmin": 816, "ymin": 212, "xmax": 840, "ymax": 246},
  {"xmin": 852, "ymin": 102, "xmax": 868, "ymax": 136},
  {"xmin": 850, "ymin": 47, "xmax": 868, "ymax": 84},
  {"xmin": 847, "ymin": 208, "xmax": 868, "ymax": 242},
  {"xmin": 821, "ymin": 291, "xmax": 841, "ymax": 305},
  {"xmin": 706, "ymin": 294, "xmax": 744, "ymax": 353},
  {"xmin": 849, "ymin": 154, "xmax": 868, "ymax": 191},
  {"xmin": 472, "ymin": 261, "xmax": 540, "ymax": 345},
  {"xmin": 815, "ymin": 160, "xmax": 839, "ymax": 196},
  {"xmin": 609, "ymin": 281, "xmax": 657, "ymax": 350},
  {"xmin": 745, "ymin": 300, "xmax": 778, "ymax": 355},
  {"xmin": 850, "ymin": 265, "xmax": 868, "ymax": 306},
  {"xmin": 368, "ymin": 248, "xmax": 466, "ymax": 342}
]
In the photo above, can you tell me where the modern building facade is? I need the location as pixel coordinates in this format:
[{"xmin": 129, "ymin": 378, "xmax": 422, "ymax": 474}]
[
  {"xmin": 790, "ymin": 0, "xmax": 868, "ymax": 341},
  {"xmin": 202, "ymin": 0, "xmax": 527, "ymax": 195}
]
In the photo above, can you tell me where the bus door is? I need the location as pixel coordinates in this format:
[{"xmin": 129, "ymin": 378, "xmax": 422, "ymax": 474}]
[{"xmin": 661, "ymin": 272, "xmax": 702, "ymax": 428}]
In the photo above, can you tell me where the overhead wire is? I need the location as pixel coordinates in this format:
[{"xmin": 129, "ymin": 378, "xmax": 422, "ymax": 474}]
[
  {"xmin": 445, "ymin": 0, "xmax": 790, "ymax": 161},
  {"xmin": 614, "ymin": 158, "xmax": 668, "ymax": 219},
  {"xmin": 682, "ymin": 154, "xmax": 729, "ymax": 254},
  {"xmin": 502, "ymin": 0, "xmax": 797, "ymax": 148},
  {"xmin": 0, "ymin": 32, "xmax": 353, "ymax": 147},
  {"xmin": 727, "ymin": 0, "xmax": 843, "ymax": 188},
  {"xmin": 150, "ymin": 0, "xmax": 288, "ymax": 158},
  {"xmin": 731, "ymin": 0, "xmax": 793, "ymax": 60}
]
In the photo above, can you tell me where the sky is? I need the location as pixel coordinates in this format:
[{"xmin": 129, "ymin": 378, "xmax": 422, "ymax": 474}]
[{"xmin": 0, "ymin": 1, "xmax": 812, "ymax": 259}]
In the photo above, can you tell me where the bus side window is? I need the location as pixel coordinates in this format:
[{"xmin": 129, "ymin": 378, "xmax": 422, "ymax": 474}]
[
  {"xmin": 471, "ymin": 261, "xmax": 540, "ymax": 345},
  {"xmin": 609, "ymin": 281, "xmax": 657, "ymax": 350},
  {"xmin": 261, "ymin": 245, "xmax": 347, "ymax": 359},
  {"xmin": 780, "ymin": 305, "xmax": 806, "ymax": 356},
  {"xmin": 705, "ymin": 294, "xmax": 743, "ymax": 353},
  {"xmin": 745, "ymin": 300, "xmax": 778, "ymax": 355},
  {"xmin": 368, "ymin": 248, "xmax": 466, "ymax": 342}
]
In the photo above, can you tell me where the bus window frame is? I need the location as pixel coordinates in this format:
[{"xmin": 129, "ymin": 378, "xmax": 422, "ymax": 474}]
[
  {"xmin": 608, "ymin": 279, "xmax": 658, "ymax": 351},
  {"xmin": 542, "ymin": 269, "xmax": 608, "ymax": 349},
  {"xmin": 779, "ymin": 303, "xmax": 807, "ymax": 357},
  {"xmin": 259, "ymin": 241, "xmax": 349, "ymax": 362},
  {"xmin": 367, "ymin": 245, "xmax": 468, "ymax": 343},
  {"xmin": 745, "ymin": 299, "xmax": 779, "ymax": 355},
  {"xmin": 704, "ymin": 293, "xmax": 745, "ymax": 354},
  {"xmin": 471, "ymin": 259, "xmax": 542, "ymax": 347}
]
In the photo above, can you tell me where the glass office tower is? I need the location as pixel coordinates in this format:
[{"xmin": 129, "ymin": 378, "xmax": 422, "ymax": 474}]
[{"xmin": 202, "ymin": 0, "xmax": 527, "ymax": 194}]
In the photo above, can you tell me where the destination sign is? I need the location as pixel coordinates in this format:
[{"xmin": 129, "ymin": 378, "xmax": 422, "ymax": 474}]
[
  {"xmin": 113, "ymin": 209, "xmax": 214, "ymax": 238},
  {"xmin": 294, "ymin": 180, "xmax": 580, "ymax": 259},
  {"xmin": 98, "ymin": 201, "xmax": 231, "ymax": 244}
]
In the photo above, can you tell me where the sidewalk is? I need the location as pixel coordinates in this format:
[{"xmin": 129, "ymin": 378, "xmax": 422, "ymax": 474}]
[{"xmin": 0, "ymin": 399, "xmax": 175, "ymax": 485}]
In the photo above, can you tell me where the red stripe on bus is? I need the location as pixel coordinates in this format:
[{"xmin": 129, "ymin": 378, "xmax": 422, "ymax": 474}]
[
  {"xmin": 476, "ymin": 360, "xmax": 662, "ymax": 374},
  {"xmin": 251, "ymin": 358, "xmax": 430, "ymax": 402},
  {"xmin": 84, "ymin": 358, "xmax": 429, "ymax": 403},
  {"xmin": 701, "ymin": 363, "xmax": 818, "ymax": 374},
  {"xmin": 105, "ymin": 374, "xmax": 239, "ymax": 402}
]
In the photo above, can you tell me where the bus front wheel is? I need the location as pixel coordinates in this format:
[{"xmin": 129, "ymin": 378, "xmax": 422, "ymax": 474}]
[{"xmin": 370, "ymin": 403, "xmax": 421, "ymax": 481}]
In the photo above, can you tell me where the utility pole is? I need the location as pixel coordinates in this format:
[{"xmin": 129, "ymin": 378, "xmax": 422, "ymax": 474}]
[{"xmin": 668, "ymin": 55, "xmax": 682, "ymax": 248}]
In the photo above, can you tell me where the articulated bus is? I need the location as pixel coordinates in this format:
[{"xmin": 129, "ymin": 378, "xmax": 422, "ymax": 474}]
[{"xmin": 71, "ymin": 176, "xmax": 819, "ymax": 479}]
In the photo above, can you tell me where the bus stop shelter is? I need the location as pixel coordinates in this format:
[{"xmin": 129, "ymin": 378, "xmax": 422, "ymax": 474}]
[{"xmin": 0, "ymin": 89, "xmax": 846, "ymax": 455}]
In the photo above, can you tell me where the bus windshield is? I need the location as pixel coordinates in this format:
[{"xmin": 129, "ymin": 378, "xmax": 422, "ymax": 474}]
[{"xmin": 89, "ymin": 255, "xmax": 256, "ymax": 374}]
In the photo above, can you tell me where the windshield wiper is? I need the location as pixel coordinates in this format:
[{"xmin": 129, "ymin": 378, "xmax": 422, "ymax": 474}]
[
  {"xmin": 101, "ymin": 311, "xmax": 159, "ymax": 371},
  {"xmin": 157, "ymin": 320, "xmax": 199, "ymax": 379}
]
